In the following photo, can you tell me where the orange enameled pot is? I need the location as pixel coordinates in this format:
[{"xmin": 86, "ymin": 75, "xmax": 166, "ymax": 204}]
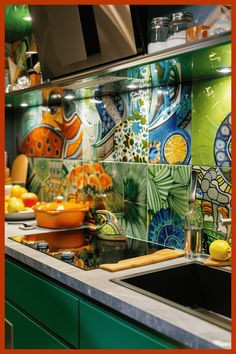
[{"xmin": 33, "ymin": 201, "xmax": 90, "ymax": 229}]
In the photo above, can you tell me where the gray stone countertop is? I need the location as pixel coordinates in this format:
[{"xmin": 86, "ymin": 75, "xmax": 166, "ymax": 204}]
[{"xmin": 5, "ymin": 221, "xmax": 231, "ymax": 349}]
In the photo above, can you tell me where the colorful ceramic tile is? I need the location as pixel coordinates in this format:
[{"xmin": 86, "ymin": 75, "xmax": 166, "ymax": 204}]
[
  {"xmin": 75, "ymin": 94, "xmax": 127, "ymax": 161},
  {"xmin": 103, "ymin": 162, "xmax": 148, "ymax": 240},
  {"xmin": 148, "ymin": 84, "xmax": 191, "ymax": 164},
  {"xmin": 16, "ymin": 88, "xmax": 84, "ymax": 160},
  {"xmin": 147, "ymin": 165, "xmax": 191, "ymax": 248},
  {"xmin": 27, "ymin": 158, "xmax": 68, "ymax": 202},
  {"xmin": 193, "ymin": 165, "xmax": 231, "ymax": 252},
  {"xmin": 113, "ymin": 89, "xmax": 150, "ymax": 163},
  {"xmin": 192, "ymin": 76, "xmax": 231, "ymax": 167}
]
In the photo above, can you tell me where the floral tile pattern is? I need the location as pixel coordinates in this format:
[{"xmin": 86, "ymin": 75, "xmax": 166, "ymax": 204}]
[
  {"xmin": 148, "ymin": 84, "xmax": 191, "ymax": 165},
  {"xmin": 112, "ymin": 89, "xmax": 150, "ymax": 163},
  {"xmin": 192, "ymin": 76, "xmax": 231, "ymax": 167},
  {"xmin": 147, "ymin": 165, "xmax": 191, "ymax": 248},
  {"xmin": 193, "ymin": 165, "xmax": 231, "ymax": 252}
]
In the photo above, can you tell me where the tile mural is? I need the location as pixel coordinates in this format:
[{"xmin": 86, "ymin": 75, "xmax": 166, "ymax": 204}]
[
  {"xmin": 147, "ymin": 165, "xmax": 191, "ymax": 248},
  {"xmin": 15, "ymin": 70, "xmax": 231, "ymax": 251}
]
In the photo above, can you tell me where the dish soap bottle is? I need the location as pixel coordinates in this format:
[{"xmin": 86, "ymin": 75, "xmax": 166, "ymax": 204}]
[{"xmin": 184, "ymin": 199, "xmax": 203, "ymax": 259}]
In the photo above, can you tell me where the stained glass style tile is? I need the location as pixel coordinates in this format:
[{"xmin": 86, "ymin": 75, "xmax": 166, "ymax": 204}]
[{"xmin": 193, "ymin": 165, "xmax": 231, "ymax": 252}]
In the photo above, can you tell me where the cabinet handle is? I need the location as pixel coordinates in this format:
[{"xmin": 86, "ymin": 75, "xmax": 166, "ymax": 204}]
[{"xmin": 5, "ymin": 319, "xmax": 14, "ymax": 348}]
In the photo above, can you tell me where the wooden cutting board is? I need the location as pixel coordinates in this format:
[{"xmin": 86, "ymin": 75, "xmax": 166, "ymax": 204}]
[
  {"xmin": 99, "ymin": 249, "xmax": 185, "ymax": 272},
  {"xmin": 203, "ymin": 257, "xmax": 231, "ymax": 267},
  {"xmin": 11, "ymin": 154, "xmax": 28, "ymax": 185}
]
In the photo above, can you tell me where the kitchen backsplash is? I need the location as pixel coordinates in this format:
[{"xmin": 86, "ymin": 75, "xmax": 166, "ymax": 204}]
[{"xmin": 12, "ymin": 68, "xmax": 231, "ymax": 252}]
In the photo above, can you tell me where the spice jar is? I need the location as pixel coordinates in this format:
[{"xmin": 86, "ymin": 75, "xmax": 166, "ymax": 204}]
[
  {"xmin": 149, "ymin": 17, "xmax": 171, "ymax": 43},
  {"xmin": 148, "ymin": 17, "xmax": 171, "ymax": 54},
  {"xmin": 168, "ymin": 12, "xmax": 194, "ymax": 46}
]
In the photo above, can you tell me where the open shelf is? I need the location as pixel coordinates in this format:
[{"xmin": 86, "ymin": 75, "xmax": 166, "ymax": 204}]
[{"xmin": 5, "ymin": 31, "xmax": 231, "ymax": 109}]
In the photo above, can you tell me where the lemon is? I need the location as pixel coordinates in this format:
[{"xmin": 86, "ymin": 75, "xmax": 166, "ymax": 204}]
[
  {"xmin": 5, "ymin": 201, "xmax": 8, "ymax": 213},
  {"xmin": 7, "ymin": 197, "xmax": 25, "ymax": 213},
  {"xmin": 10, "ymin": 185, "xmax": 27, "ymax": 198},
  {"xmin": 209, "ymin": 240, "xmax": 231, "ymax": 261}
]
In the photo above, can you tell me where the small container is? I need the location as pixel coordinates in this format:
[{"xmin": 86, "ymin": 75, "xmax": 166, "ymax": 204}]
[
  {"xmin": 184, "ymin": 200, "xmax": 203, "ymax": 259},
  {"xmin": 170, "ymin": 12, "xmax": 194, "ymax": 34},
  {"xmin": 149, "ymin": 17, "xmax": 171, "ymax": 43}
]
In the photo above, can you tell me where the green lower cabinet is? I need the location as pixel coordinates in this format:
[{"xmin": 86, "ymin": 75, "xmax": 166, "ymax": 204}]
[
  {"xmin": 5, "ymin": 257, "xmax": 182, "ymax": 349},
  {"xmin": 5, "ymin": 301, "xmax": 70, "ymax": 349},
  {"xmin": 79, "ymin": 300, "xmax": 180, "ymax": 349}
]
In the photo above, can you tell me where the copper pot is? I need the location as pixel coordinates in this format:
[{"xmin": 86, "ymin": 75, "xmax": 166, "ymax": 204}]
[{"xmin": 33, "ymin": 201, "xmax": 89, "ymax": 229}]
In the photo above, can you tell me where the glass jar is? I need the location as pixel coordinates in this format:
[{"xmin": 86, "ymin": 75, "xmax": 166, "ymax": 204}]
[
  {"xmin": 170, "ymin": 12, "xmax": 194, "ymax": 35},
  {"xmin": 149, "ymin": 17, "xmax": 171, "ymax": 43}
]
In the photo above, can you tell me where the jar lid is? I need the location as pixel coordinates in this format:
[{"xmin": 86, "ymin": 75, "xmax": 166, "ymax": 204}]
[
  {"xmin": 171, "ymin": 12, "xmax": 193, "ymax": 22},
  {"xmin": 151, "ymin": 17, "xmax": 170, "ymax": 26}
]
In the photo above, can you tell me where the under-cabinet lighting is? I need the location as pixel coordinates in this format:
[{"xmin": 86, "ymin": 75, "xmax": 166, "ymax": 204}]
[
  {"xmin": 126, "ymin": 84, "xmax": 138, "ymax": 89},
  {"xmin": 216, "ymin": 67, "xmax": 231, "ymax": 74},
  {"xmin": 91, "ymin": 99, "xmax": 103, "ymax": 104},
  {"xmin": 20, "ymin": 103, "xmax": 28, "ymax": 107},
  {"xmin": 22, "ymin": 16, "xmax": 32, "ymax": 21},
  {"xmin": 64, "ymin": 94, "xmax": 75, "ymax": 100}
]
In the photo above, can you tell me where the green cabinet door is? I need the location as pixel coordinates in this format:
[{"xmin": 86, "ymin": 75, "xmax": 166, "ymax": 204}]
[
  {"xmin": 5, "ymin": 301, "xmax": 70, "ymax": 349},
  {"xmin": 80, "ymin": 300, "xmax": 181, "ymax": 349},
  {"xmin": 5, "ymin": 258, "xmax": 80, "ymax": 347}
]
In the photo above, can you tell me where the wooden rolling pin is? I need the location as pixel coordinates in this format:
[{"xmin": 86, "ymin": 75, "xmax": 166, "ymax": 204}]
[{"xmin": 99, "ymin": 249, "xmax": 185, "ymax": 272}]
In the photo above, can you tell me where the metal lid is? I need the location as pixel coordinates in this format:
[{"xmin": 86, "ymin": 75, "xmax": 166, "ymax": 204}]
[
  {"xmin": 171, "ymin": 12, "xmax": 193, "ymax": 22},
  {"xmin": 151, "ymin": 17, "xmax": 170, "ymax": 27}
]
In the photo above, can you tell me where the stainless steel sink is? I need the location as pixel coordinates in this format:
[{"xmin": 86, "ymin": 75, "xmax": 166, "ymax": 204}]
[{"xmin": 111, "ymin": 262, "xmax": 231, "ymax": 330}]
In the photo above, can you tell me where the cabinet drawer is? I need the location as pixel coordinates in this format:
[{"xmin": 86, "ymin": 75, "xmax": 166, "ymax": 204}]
[
  {"xmin": 80, "ymin": 300, "xmax": 180, "ymax": 349},
  {"xmin": 5, "ymin": 301, "xmax": 70, "ymax": 349},
  {"xmin": 5, "ymin": 258, "xmax": 79, "ymax": 347}
]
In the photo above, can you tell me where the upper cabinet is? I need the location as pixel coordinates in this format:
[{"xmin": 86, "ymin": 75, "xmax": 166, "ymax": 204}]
[{"xmin": 5, "ymin": 4, "xmax": 231, "ymax": 108}]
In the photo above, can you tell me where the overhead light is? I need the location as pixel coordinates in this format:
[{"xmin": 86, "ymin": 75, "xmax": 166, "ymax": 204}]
[
  {"xmin": 20, "ymin": 103, "xmax": 28, "ymax": 107},
  {"xmin": 64, "ymin": 94, "xmax": 75, "ymax": 100},
  {"xmin": 216, "ymin": 67, "xmax": 231, "ymax": 74},
  {"xmin": 22, "ymin": 16, "xmax": 32, "ymax": 21},
  {"xmin": 6, "ymin": 104, "xmax": 12, "ymax": 107}
]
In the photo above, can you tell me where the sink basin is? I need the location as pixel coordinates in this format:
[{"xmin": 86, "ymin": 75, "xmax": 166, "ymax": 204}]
[{"xmin": 111, "ymin": 262, "xmax": 231, "ymax": 330}]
